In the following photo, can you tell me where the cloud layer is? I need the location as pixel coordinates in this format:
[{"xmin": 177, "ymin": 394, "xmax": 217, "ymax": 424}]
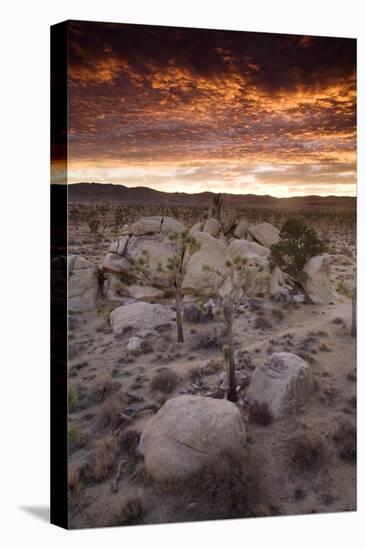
[{"xmin": 63, "ymin": 21, "xmax": 356, "ymax": 196}]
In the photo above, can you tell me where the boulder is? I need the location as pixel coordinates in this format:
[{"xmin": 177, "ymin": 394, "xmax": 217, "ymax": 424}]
[
  {"xmin": 125, "ymin": 233, "xmax": 182, "ymax": 289},
  {"xmin": 126, "ymin": 336, "xmax": 143, "ymax": 353},
  {"xmin": 228, "ymin": 239, "xmax": 270, "ymax": 259},
  {"xmin": 270, "ymin": 266, "xmax": 293, "ymax": 302},
  {"xmin": 127, "ymin": 284, "xmax": 164, "ymax": 300},
  {"xmin": 103, "ymin": 272, "xmax": 129, "ymax": 301},
  {"xmin": 203, "ymin": 218, "xmax": 222, "ymax": 238},
  {"xmin": 129, "ymin": 216, "xmax": 185, "ymax": 236},
  {"xmin": 161, "ymin": 217, "xmax": 186, "ymax": 235},
  {"xmin": 189, "ymin": 222, "xmax": 204, "ymax": 236},
  {"xmin": 109, "ymin": 235, "xmax": 129, "ymax": 256},
  {"xmin": 102, "ymin": 252, "xmax": 132, "ymax": 274},
  {"xmin": 68, "ymin": 255, "xmax": 100, "ymax": 312},
  {"xmin": 248, "ymin": 222, "xmax": 280, "ymax": 248},
  {"xmin": 246, "ymin": 352, "xmax": 314, "ymax": 419},
  {"xmin": 110, "ymin": 302, "xmax": 173, "ymax": 332},
  {"xmin": 302, "ymin": 254, "xmax": 333, "ymax": 304},
  {"xmin": 220, "ymin": 204, "xmax": 237, "ymax": 234},
  {"xmin": 233, "ymin": 218, "xmax": 249, "ymax": 239},
  {"xmin": 129, "ymin": 216, "xmax": 163, "ymax": 236},
  {"xmin": 181, "ymin": 232, "xmax": 229, "ymax": 297},
  {"xmin": 138, "ymin": 395, "xmax": 246, "ymax": 481}
]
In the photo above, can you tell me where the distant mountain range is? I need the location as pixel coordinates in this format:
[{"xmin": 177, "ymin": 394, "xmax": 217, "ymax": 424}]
[{"xmin": 67, "ymin": 183, "xmax": 356, "ymax": 210}]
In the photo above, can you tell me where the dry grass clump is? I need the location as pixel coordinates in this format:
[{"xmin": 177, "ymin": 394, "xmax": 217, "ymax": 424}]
[
  {"xmin": 201, "ymin": 357, "xmax": 223, "ymax": 375},
  {"xmin": 170, "ymin": 451, "xmax": 267, "ymax": 521},
  {"xmin": 97, "ymin": 393, "xmax": 127, "ymax": 429},
  {"xmin": 319, "ymin": 343, "xmax": 331, "ymax": 352},
  {"xmin": 84, "ymin": 435, "xmax": 118, "ymax": 481},
  {"xmin": 316, "ymin": 382, "xmax": 339, "ymax": 406},
  {"xmin": 190, "ymin": 326, "xmax": 226, "ymax": 351},
  {"xmin": 271, "ymin": 307, "xmax": 285, "ymax": 322},
  {"xmin": 288, "ymin": 434, "xmax": 326, "ymax": 471},
  {"xmin": 254, "ymin": 314, "xmax": 273, "ymax": 330},
  {"xmin": 346, "ymin": 371, "xmax": 357, "ymax": 382},
  {"xmin": 131, "ymin": 460, "xmax": 153, "ymax": 486},
  {"xmin": 248, "ymin": 401, "xmax": 273, "ymax": 426},
  {"xmin": 114, "ymin": 493, "xmax": 145, "ymax": 525},
  {"xmin": 68, "ymin": 385, "xmax": 79, "ymax": 410},
  {"xmin": 150, "ymin": 369, "xmax": 178, "ymax": 394},
  {"xmin": 333, "ymin": 421, "xmax": 356, "ymax": 464},
  {"xmin": 88, "ymin": 376, "xmax": 121, "ymax": 405},
  {"xmin": 120, "ymin": 429, "xmax": 141, "ymax": 456},
  {"xmin": 68, "ymin": 467, "xmax": 81, "ymax": 504}
]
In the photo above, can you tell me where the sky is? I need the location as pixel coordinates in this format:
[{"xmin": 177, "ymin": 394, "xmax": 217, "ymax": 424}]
[{"xmin": 56, "ymin": 20, "xmax": 356, "ymax": 197}]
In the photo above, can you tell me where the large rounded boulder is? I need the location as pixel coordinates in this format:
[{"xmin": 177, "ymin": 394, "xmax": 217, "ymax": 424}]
[
  {"xmin": 138, "ymin": 395, "xmax": 246, "ymax": 482},
  {"xmin": 302, "ymin": 254, "xmax": 333, "ymax": 304},
  {"xmin": 181, "ymin": 232, "xmax": 229, "ymax": 297},
  {"xmin": 246, "ymin": 352, "xmax": 314, "ymax": 419},
  {"xmin": 248, "ymin": 222, "xmax": 280, "ymax": 248}
]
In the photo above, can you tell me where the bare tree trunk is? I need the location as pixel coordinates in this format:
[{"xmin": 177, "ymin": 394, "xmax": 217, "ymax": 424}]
[
  {"xmin": 223, "ymin": 304, "xmax": 237, "ymax": 402},
  {"xmin": 227, "ymin": 321, "xmax": 237, "ymax": 402},
  {"xmin": 351, "ymin": 287, "xmax": 357, "ymax": 337},
  {"xmin": 175, "ymin": 286, "xmax": 184, "ymax": 343}
]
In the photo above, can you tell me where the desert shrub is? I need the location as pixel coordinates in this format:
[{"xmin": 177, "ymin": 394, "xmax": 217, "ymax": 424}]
[
  {"xmin": 319, "ymin": 343, "xmax": 331, "ymax": 352},
  {"xmin": 150, "ymin": 369, "xmax": 178, "ymax": 394},
  {"xmin": 270, "ymin": 218, "xmax": 326, "ymax": 280},
  {"xmin": 68, "ymin": 425, "xmax": 80, "ymax": 444},
  {"xmin": 191, "ymin": 326, "xmax": 226, "ymax": 351},
  {"xmin": 288, "ymin": 435, "xmax": 326, "ymax": 470},
  {"xmin": 68, "ymin": 385, "xmax": 79, "ymax": 410},
  {"xmin": 68, "ymin": 467, "xmax": 81, "ymax": 504},
  {"xmin": 248, "ymin": 401, "xmax": 273, "ymax": 426},
  {"xmin": 201, "ymin": 357, "xmax": 223, "ymax": 375},
  {"xmin": 254, "ymin": 315, "xmax": 273, "ymax": 330},
  {"xmin": 87, "ymin": 376, "xmax": 121, "ymax": 405},
  {"xmin": 120, "ymin": 429, "xmax": 141, "ymax": 455},
  {"xmin": 170, "ymin": 451, "xmax": 267, "ymax": 521},
  {"xmin": 84, "ymin": 435, "xmax": 118, "ymax": 481},
  {"xmin": 332, "ymin": 317, "xmax": 344, "ymax": 325},
  {"xmin": 97, "ymin": 393, "xmax": 126, "ymax": 429},
  {"xmin": 189, "ymin": 365, "xmax": 202, "ymax": 382},
  {"xmin": 333, "ymin": 422, "xmax": 356, "ymax": 464},
  {"xmin": 114, "ymin": 495, "xmax": 144, "ymax": 526},
  {"xmin": 346, "ymin": 371, "xmax": 357, "ymax": 382},
  {"xmin": 271, "ymin": 307, "xmax": 285, "ymax": 322},
  {"xmin": 131, "ymin": 460, "xmax": 153, "ymax": 486},
  {"xmin": 183, "ymin": 303, "xmax": 213, "ymax": 324},
  {"xmin": 141, "ymin": 340, "xmax": 154, "ymax": 354}
]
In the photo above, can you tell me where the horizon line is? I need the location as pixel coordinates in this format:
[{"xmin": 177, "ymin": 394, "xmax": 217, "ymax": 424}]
[{"xmin": 64, "ymin": 181, "xmax": 357, "ymax": 200}]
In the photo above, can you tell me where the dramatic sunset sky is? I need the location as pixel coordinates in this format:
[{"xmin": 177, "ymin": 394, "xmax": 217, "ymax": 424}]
[{"xmin": 59, "ymin": 20, "xmax": 356, "ymax": 197}]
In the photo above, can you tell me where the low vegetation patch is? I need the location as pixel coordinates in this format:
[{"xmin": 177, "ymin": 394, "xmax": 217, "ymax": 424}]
[
  {"xmin": 150, "ymin": 369, "xmax": 178, "ymax": 394},
  {"xmin": 248, "ymin": 401, "xmax": 273, "ymax": 426},
  {"xmin": 333, "ymin": 422, "xmax": 356, "ymax": 464},
  {"xmin": 84, "ymin": 435, "xmax": 118, "ymax": 481},
  {"xmin": 114, "ymin": 494, "xmax": 145, "ymax": 526},
  {"xmin": 288, "ymin": 434, "xmax": 326, "ymax": 471}
]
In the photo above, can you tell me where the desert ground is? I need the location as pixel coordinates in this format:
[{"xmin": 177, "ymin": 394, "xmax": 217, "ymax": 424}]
[{"xmin": 66, "ymin": 195, "xmax": 356, "ymax": 529}]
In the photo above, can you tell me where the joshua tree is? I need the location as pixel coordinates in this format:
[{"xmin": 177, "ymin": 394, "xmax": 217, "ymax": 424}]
[
  {"xmin": 270, "ymin": 218, "xmax": 327, "ymax": 302},
  {"xmin": 134, "ymin": 231, "xmax": 200, "ymax": 344},
  {"xmin": 88, "ymin": 219, "xmax": 101, "ymax": 244},
  {"xmin": 158, "ymin": 231, "xmax": 200, "ymax": 343},
  {"xmin": 203, "ymin": 255, "xmax": 249, "ymax": 402}
]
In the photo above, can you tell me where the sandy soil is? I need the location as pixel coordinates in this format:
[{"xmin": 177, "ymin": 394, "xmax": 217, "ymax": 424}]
[{"xmin": 66, "ymin": 214, "xmax": 356, "ymax": 529}]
